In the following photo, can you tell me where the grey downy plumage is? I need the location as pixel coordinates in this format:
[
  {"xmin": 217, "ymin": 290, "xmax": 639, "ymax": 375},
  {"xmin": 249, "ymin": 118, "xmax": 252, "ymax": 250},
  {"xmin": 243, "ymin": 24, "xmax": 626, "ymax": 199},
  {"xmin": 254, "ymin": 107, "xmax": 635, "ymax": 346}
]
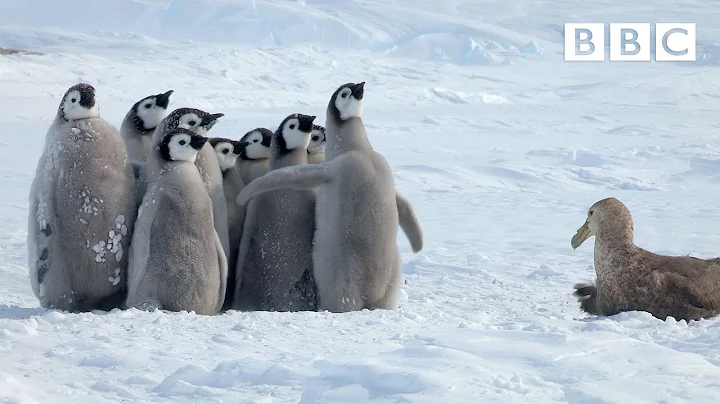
[
  {"xmin": 28, "ymin": 83, "xmax": 137, "ymax": 312},
  {"xmin": 126, "ymin": 128, "xmax": 227, "ymax": 315},
  {"xmin": 236, "ymin": 82, "xmax": 423, "ymax": 312},
  {"xmin": 234, "ymin": 113, "xmax": 318, "ymax": 312}
]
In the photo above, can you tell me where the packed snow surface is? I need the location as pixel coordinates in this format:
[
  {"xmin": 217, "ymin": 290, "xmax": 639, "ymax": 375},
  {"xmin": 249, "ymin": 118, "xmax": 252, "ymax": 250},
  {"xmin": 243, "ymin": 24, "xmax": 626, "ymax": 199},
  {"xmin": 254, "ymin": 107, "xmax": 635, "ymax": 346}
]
[{"xmin": 2, "ymin": 0, "xmax": 720, "ymax": 402}]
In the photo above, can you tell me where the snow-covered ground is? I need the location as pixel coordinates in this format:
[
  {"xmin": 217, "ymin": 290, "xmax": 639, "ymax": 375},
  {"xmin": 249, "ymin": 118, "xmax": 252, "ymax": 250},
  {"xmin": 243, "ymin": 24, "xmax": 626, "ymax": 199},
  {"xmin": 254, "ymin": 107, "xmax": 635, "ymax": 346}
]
[{"xmin": 2, "ymin": 0, "xmax": 720, "ymax": 402}]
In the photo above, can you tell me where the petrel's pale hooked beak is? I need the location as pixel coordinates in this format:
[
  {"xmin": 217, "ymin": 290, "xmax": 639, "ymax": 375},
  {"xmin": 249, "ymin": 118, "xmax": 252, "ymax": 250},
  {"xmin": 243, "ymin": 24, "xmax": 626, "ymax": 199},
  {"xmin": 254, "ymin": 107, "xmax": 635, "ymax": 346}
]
[{"xmin": 571, "ymin": 219, "xmax": 592, "ymax": 249}]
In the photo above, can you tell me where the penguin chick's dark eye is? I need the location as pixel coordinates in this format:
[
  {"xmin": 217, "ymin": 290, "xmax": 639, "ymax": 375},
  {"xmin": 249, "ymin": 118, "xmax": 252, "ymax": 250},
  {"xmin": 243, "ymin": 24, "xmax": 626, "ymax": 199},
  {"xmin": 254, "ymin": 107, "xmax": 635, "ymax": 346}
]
[
  {"xmin": 289, "ymin": 124, "xmax": 296, "ymax": 130},
  {"xmin": 188, "ymin": 120, "xmax": 197, "ymax": 126},
  {"xmin": 341, "ymin": 93, "xmax": 348, "ymax": 98},
  {"xmin": 144, "ymin": 104, "xmax": 152, "ymax": 109},
  {"xmin": 179, "ymin": 140, "xmax": 187, "ymax": 146},
  {"xmin": 253, "ymin": 139, "xmax": 259, "ymax": 143},
  {"xmin": 222, "ymin": 148, "xmax": 229, "ymax": 154},
  {"xmin": 71, "ymin": 98, "xmax": 77, "ymax": 103},
  {"xmin": 589, "ymin": 210, "xmax": 594, "ymax": 216},
  {"xmin": 312, "ymin": 136, "xmax": 320, "ymax": 141}
]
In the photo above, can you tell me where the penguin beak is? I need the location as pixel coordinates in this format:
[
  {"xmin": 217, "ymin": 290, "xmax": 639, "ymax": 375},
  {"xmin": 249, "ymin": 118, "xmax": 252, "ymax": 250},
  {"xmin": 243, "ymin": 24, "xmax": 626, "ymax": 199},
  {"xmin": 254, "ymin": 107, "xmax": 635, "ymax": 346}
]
[
  {"xmin": 297, "ymin": 115, "xmax": 316, "ymax": 133},
  {"xmin": 351, "ymin": 82, "xmax": 365, "ymax": 100},
  {"xmin": 570, "ymin": 219, "xmax": 593, "ymax": 249},
  {"xmin": 155, "ymin": 90, "xmax": 174, "ymax": 109},
  {"xmin": 79, "ymin": 87, "xmax": 96, "ymax": 109},
  {"xmin": 189, "ymin": 134, "xmax": 209, "ymax": 150},
  {"xmin": 234, "ymin": 141, "xmax": 251, "ymax": 154},
  {"xmin": 201, "ymin": 113, "xmax": 225, "ymax": 129}
]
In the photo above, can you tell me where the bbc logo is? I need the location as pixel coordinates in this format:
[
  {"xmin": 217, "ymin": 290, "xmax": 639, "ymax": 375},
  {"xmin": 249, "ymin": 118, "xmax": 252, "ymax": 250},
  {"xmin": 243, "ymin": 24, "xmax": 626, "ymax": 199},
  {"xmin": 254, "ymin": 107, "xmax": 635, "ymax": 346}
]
[{"xmin": 564, "ymin": 23, "xmax": 696, "ymax": 62}]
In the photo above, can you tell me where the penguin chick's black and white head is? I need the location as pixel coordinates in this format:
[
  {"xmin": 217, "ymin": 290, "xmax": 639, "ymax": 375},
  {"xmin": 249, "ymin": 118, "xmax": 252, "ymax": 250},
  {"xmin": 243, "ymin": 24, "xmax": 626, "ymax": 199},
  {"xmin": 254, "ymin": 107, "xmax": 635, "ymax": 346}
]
[
  {"xmin": 159, "ymin": 128, "xmax": 209, "ymax": 163},
  {"xmin": 328, "ymin": 82, "xmax": 365, "ymax": 121},
  {"xmin": 58, "ymin": 83, "xmax": 99, "ymax": 121},
  {"xmin": 164, "ymin": 107, "xmax": 225, "ymax": 134},
  {"xmin": 131, "ymin": 90, "xmax": 174, "ymax": 132},
  {"xmin": 239, "ymin": 128, "xmax": 272, "ymax": 160},
  {"xmin": 274, "ymin": 113, "xmax": 316, "ymax": 154},
  {"xmin": 307, "ymin": 124, "xmax": 326, "ymax": 155},
  {"xmin": 209, "ymin": 137, "xmax": 249, "ymax": 172}
]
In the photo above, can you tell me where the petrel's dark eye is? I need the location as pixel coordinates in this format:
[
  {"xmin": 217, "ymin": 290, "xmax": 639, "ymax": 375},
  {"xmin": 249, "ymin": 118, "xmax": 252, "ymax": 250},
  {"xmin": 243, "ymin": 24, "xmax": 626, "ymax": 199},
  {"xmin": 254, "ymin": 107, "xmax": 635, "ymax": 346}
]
[
  {"xmin": 589, "ymin": 210, "xmax": 594, "ymax": 216},
  {"xmin": 179, "ymin": 140, "xmax": 187, "ymax": 146}
]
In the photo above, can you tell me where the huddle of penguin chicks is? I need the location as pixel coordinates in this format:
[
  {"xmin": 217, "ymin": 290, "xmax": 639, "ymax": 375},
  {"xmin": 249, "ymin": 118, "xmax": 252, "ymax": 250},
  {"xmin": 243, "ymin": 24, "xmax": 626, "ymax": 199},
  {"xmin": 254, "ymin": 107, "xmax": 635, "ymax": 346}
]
[{"xmin": 28, "ymin": 81, "xmax": 424, "ymax": 316}]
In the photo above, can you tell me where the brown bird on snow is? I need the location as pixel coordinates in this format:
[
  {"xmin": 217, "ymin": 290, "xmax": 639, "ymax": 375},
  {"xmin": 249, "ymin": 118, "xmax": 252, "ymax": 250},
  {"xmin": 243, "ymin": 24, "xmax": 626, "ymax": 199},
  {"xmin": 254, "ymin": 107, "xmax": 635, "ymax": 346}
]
[{"xmin": 570, "ymin": 197, "xmax": 720, "ymax": 321}]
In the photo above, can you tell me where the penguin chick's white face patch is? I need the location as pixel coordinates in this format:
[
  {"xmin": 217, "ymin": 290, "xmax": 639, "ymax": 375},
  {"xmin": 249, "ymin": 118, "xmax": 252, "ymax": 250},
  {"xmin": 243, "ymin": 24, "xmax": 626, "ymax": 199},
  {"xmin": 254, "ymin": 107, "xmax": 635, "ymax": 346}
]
[
  {"xmin": 308, "ymin": 128, "xmax": 326, "ymax": 154},
  {"xmin": 168, "ymin": 133, "xmax": 200, "ymax": 163},
  {"xmin": 136, "ymin": 97, "xmax": 166, "ymax": 130},
  {"xmin": 213, "ymin": 141, "xmax": 240, "ymax": 171},
  {"xmin": 62, "ymin": 90, "xmax": 99, "ymax": 120},
  {"xmin": 335, "ymin": 87, "xmax": 364, "ymax": 120},
  {"xmin": 281, "ymin": 118, "xmax": 312, "ymax": 151},
  {"xmin": 178, "ymin": 113, "xmax": 203, "ymax": 132},
  {"xmin": 243, "ymin": 131, "xmax": 271, "ymax": 159}
]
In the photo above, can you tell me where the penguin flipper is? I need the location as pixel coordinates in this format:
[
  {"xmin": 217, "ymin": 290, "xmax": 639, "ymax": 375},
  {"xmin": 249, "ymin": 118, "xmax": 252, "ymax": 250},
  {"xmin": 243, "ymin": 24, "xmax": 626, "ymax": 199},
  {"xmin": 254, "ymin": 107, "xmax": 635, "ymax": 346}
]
[
  {"xmin": 396, "ymin": 191, "xmax": 423, "ymax": 253},
  {"xmin": 213, "ymin": 225, "xmax": 229, "ymax": 314},
  {"xmin": 28, "ymin": 162, "xmax": 56, "ymax": 301},
  {"xmin": 126, "ymin": 188, "xmax": 159, "ymax": 304},
  {"xmin": 236, "ymin": 163, "xmax": 333, "ymax": 206},
  {"xmin": 28, "ymin": 192, "xmax": 53, "ymax": 297}
]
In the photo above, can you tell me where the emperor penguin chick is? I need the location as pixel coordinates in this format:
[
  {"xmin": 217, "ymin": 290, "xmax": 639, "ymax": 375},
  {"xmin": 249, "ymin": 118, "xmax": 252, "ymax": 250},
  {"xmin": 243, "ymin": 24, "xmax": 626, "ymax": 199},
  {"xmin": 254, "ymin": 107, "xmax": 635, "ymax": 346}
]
[
  {"xmin": 307, "ymin": 124, "xmax": 326, "ymax": 164},
  {"xmin": 234, "ymin": 113, "xmax": 318, "ymax": 312},
  {"xmin": 236, "ymin": 127, "xmax": 272, "ymax": 184},
  {"xmin": 119, "ymin": 90, "xmax": 173, "ymax": 208},
  {"xmin": 28, "ymin": 83, "xmax": 137, "ymax": 312},
  {"xmin": 120, "ymin": 90, "xmax": 174, "ymax": 164},
  {"xmin": 142, "ymin": 107, "xmax": 231, "ymax": 266},
  {"xmin": 235, "ymin": 82, "xmax": 424, "ymax": 313},
  {"xmin": 209, "ymin": 137, "xmax": 250, "ymax": 310},
  {"xmin": 126, "ymin": 128, "xmax": 227, "ymax": 315},
  {"xmin": 141, "ymin": 107, "xmax": 224, "ymax": 186}
]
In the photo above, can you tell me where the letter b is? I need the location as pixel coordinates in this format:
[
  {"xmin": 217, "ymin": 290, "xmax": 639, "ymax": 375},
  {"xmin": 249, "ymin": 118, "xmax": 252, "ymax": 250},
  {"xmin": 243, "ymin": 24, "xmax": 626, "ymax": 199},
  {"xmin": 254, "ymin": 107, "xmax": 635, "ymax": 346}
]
[
  {"xmin": 620, "ymin": 28, "xmax": 640, "ymax": 55},
  {"xmin": 564, "ymin": 23, "xmax": 605, "ymax": 61},
  {"xmin": 610, "ymin": 23, "xmax": 650, "ymax": 61},
  {"xmin": 575, "ymin": 28, "xmax": 595, "ymax": 55}
]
